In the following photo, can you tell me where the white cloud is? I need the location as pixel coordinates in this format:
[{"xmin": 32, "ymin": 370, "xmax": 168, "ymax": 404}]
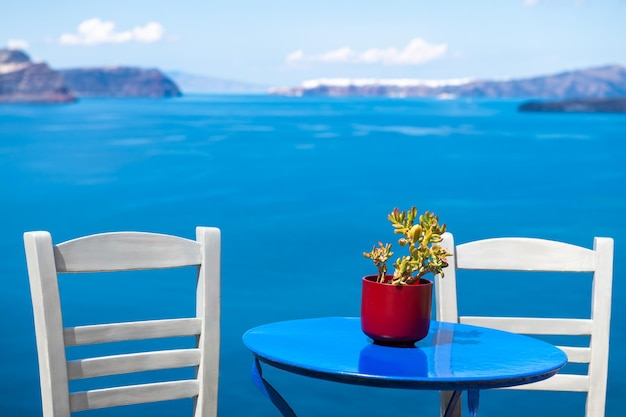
[
  {"xmin": 320, "ymin": 47, "xmax": 356, "ymax": 62},
  {"xmin": 286, "ymin": 49, "xmax": 305, "ymax": 62},
  {"xmin": 286, "ymin": 37, "xmax": 447, "ymax": 66},
  {"xmin": 59, "ymin": 18, "xmax": 165, "ymax": 45},
  {"xmin": 7, "ymin": 39, "xmax": 29, "ymax": 50},
  {"xmin": 523, "ymin": 0, "xmax": 587, "ymax": 6},
  {"xmin": 131, "ymin": 22, "xmax": 165, "ymax": 43}
]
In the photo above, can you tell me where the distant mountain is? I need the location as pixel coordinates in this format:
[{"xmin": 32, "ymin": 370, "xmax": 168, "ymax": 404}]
[
  {"xmin": 272, "ymin": 65, "xmax": 626, "ymax": 99},
  {"xmin": 167, "ymin": 71, "xmax": 267, "ymax": 94},
  {"xmin": 60, "ymin": 67, "xmax": 181, "ymax": 98},
  {"xmin": 0, "ymin": 49, "xmax": 76, "ymax": 103},
  {"xmin": 519, "ymin": 98, "xmax": 626, "ymax": 113}
]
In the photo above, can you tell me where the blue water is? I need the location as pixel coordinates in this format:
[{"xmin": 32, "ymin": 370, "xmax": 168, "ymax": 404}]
[{"xmin": 1, "ymin": 95, "xmax": 624, "ymax": 417}]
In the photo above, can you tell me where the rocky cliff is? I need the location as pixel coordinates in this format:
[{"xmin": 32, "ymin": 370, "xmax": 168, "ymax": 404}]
[
  {"xmin": 60, "ymin": 67, "xmax": 181, "ymax": 98},
  {"xmin": 272, "ymin": 65, "xmax": 626, "ymax": 99},
  {"xmin": 0, "ymin": 49, "xmax": 76, "ymax": 103},
  {"xmin": 0, "ymin": 49, "xmax": 182, "ymax": 103}
]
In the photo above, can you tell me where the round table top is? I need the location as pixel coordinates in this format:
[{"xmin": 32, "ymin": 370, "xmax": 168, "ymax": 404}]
[{"xmin": 243, "ymin": 317, "xmax": 567, "ymax": 390}]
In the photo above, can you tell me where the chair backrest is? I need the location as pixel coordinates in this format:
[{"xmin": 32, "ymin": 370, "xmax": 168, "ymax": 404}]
[
  {"xmin": 436, "ymin": 232, "xmax": 613, "ymax": 417},
  {"xmin": 24, "ymin": 227, "xmax": 221, "ymax": 417}
]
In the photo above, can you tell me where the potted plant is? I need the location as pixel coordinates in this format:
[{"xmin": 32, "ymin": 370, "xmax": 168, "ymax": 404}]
[{"xmin": 361, "ymin": 207, "xmax": 451, "ymax": 346}]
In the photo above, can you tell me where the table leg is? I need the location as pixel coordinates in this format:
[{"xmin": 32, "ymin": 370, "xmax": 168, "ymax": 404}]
[
  {"xmin": 468, "ymin": 389, "xmax": 480, "ymax": 417},
  {"xmin": 250, "ymin": 358, "xmax": 479, "ymax": 417},
  {"xmin": 443, "ymin": 390, "xmax": 462, "ymax": 417},
  {"xmin": 251, "ymin": 358, "xmax": 298, "ymax": 417}
]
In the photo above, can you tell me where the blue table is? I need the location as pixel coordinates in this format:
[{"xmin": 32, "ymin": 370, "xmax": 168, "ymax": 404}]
[{"xmin": 243, "ymin": 317, "xmax": 567, "ymax": 417}]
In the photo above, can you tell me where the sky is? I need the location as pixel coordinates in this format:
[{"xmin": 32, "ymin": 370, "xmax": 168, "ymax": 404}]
[{"xmin": 1, "ymin": 1, "xmax": 626, "ymax": 87}]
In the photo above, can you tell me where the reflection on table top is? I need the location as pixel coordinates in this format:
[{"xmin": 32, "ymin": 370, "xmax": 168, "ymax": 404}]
[{"xmin": 243, "ymin": 317, "xmax": 567, "ymax": 390}]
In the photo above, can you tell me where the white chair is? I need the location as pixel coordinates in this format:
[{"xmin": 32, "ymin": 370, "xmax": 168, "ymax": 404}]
[
  {"xmin": 436, "ymin": 232, "xmax": 613, "ymax": 417},
  {"xmin": 24, "ymin": 227, "xmax": 221, "ymax": 417}
]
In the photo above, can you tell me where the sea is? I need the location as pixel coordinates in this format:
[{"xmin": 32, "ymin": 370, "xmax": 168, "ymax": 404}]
[{"xmin": 0, "ymin": 95, "xmax": 624, "ymax": 417}]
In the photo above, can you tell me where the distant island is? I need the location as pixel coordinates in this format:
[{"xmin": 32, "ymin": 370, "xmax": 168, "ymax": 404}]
[
  {"xmin": 271, "ymin": 65, "xmax": 626, "ymax": 100},
  {"xmin": 60, "ymin": 67, "xmax": 181, "ymax": 98},
  {"xmin": 0, "ymin": 49, "xmax": 180, "ymax": 103},
  {"xmin": 519, "ymin": 98, "xmax": 626, "ymax": 114}
]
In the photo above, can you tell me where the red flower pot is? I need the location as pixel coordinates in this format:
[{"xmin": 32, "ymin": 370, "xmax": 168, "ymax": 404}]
[{"xmin": 361, "ymin": 274, "xmax": 433, "ymax": 347}]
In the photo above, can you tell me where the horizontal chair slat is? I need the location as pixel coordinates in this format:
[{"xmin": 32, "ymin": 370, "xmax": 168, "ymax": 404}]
[
  {"xmin": 54, "ymin": 232, "xmax": 202, "ymax": 272},
  {"xmin": 501, "ymin": 374, "xmax": 589, "ymax": 392},
  {"xmin": 69, "ymin": 380, "xmax": 200, "ymax": 412},
  {"xmin": 67, "ymin": 348, "xmax": 202, "ymax": 380},
  {"xmin": 459, "ymin": 316, "xmax": 593, "ymax": 335},
  {"xmin": 455, "ymin": 238, "xmax": 596, "ymax": 271},
  {"xmin": 558, "ymin": 346, "xmax": 591, "ymax": 363},
  {"xmin": 64, "ymin": 318, "xmax": 202, "ymax": 346}
]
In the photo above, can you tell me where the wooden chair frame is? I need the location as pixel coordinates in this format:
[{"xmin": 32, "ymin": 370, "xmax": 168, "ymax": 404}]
[
  {"xmin": 436, "ymin": 232, "xmax": 613, "ymax": 417},
  {"xmin": 24, "ymin": 227, "xmax": 221, "ymax": 417}
]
